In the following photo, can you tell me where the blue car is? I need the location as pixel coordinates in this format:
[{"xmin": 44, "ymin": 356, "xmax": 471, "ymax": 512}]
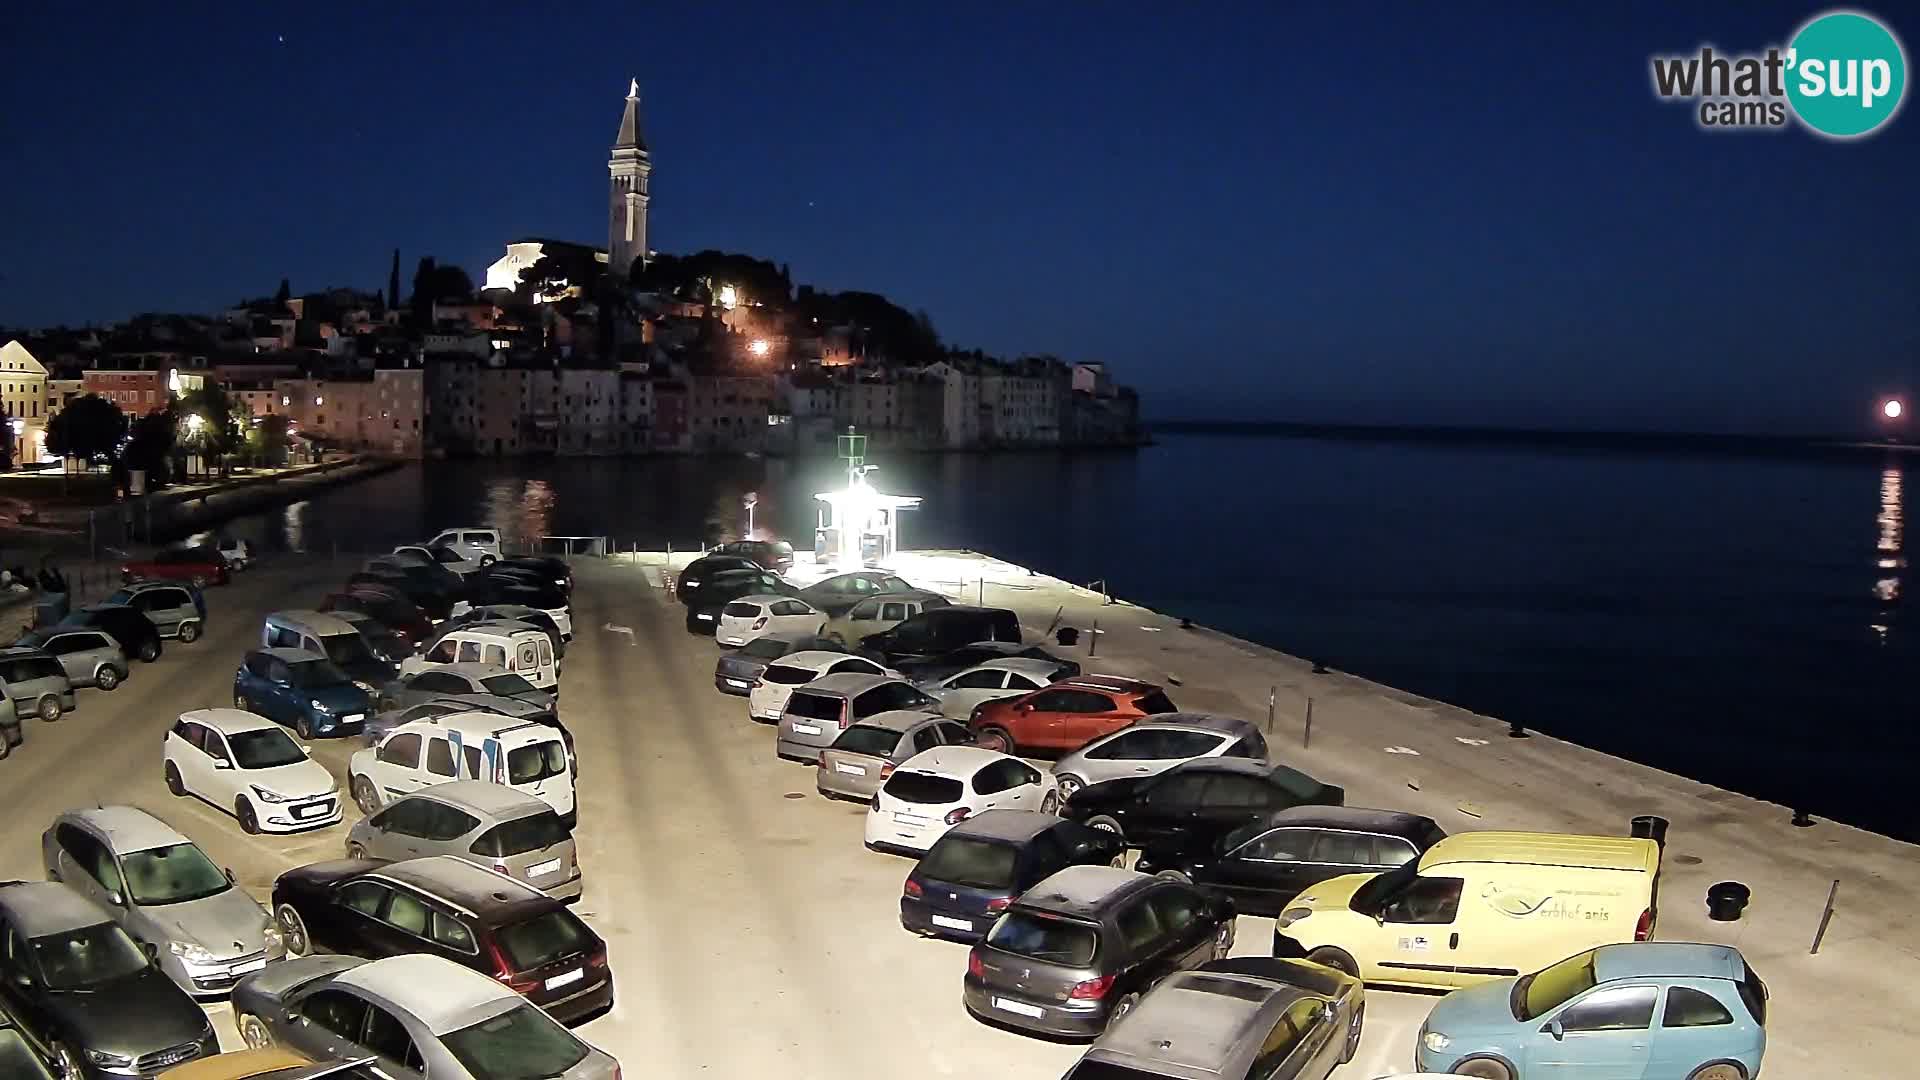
[
  {"xmin": 233, "ymin": 647, "xmax": 373, "ymax": 739},
  {"xmin": 1416, "ymin": 943, "xmax": 1767, "ymax": 1080}
]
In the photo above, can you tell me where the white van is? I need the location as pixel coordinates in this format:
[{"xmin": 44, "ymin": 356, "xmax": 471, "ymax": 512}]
[
  {"xmin": 428, "ymin": 527, "xmax": 503, "ymax": 564},
  {"xmin": 1272, "ymin": 831, "xmax": 1661, "ymax": 990},
  {"xmin": 401, "ymin": 624, "xmax": 556, "ymax": 693},
  {"xmin": 348, "ymin": 711, "xmax": 576, "ymax": 825}
]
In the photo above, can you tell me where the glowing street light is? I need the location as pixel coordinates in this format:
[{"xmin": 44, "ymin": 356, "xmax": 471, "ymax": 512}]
[
  {"xmin": 1885, "ymin": 398, "xmax": 1904, "ymax": 420},
  {"xmin": 187, "ymin": 413, "xmax": 205, "ymax": 434},
  {"xmin": 748, "ymin": 338, "xmax": 770, "ymax": 357},
  {"xmin": 314, "ymin": 396, "xmax": 324, "ymax": 406},
  {"xmin": 717, "ymin": 284, "xmax": 739, "ymax": 310}
]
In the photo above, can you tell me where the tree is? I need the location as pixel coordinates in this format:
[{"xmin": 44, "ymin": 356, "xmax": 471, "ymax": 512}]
[
  {"xmin": 0, "ymin": 419, "xmax": 13, "ymax": 472},
  {"xmin": 410, "ymin": 256, "xmax": 475, "ymax": 322},
  {"xmin": 122, "ymin": 409, "xmax": 177, "ymax": 489},
  {"xmin": 177, "ymin": 384, "xmax": 245, "ymax": 473},
  {"xmin": 44, "ymin": 394, "xmax": 128, "ymax": 469},
  {"xmin": 247, "ymin": 414, "xmax": 290, "ymax": 467},
  {"xmin": 274, "ymin": 277, "xmax": 291, "ymax": 308},
  {"xmin": 387, "ymin": 249, "xmax": 401, "ymax": 311}
]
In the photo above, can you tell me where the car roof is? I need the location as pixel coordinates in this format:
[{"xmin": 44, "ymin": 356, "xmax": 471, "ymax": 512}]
[
  {"xmin": 257, "ymin": 646, "xmax": 325, "ymax": 663},
  {"xmin": 0, "ymin": 881, "xmax": 115, "ymax": 937},
  {"xmin": 859, "ymin": 588, "xmax": 946, "ymax": 603},
  {"xmin": 946, "ymin": 808, "xmax": 1065, "ymax": 844},
  {"xmin": 62, "ymin": 805, "xmax": 189, "ymax": 853},
  {"xmin": 182, "ymin": 707, "xmax": 286, "ymax": 736},
  {"xmin": 412, "ymin": 663, "xmax": 500, "ymax": 681},
  {"xmin": 0, "ymin": 646, "xmax": 54, "ymax": 659},
  {"xmin": 1017, "ymin": 865, "xmax": 1154, "ymax": 917},
  {"xmin": 404, "ymin": 779, "xmax": 550, "ymax": 818},
  {"xmin": 965, "ymin": 657, "xmax": 1066, "ymax": 677},
  {"xmin": 157, "ymin": 1047, "xmax": 314, "ymax": 1080},
  {"xmin": 1138, "ymin": 711, "xmax": 1262, "ymax": 738},
  {"xmin": 1249, "ymin": 805, "xmax": 1440, "ymax": 838},
  {"xmin": 1059, "ymin": 674, "xmax": 1158, "ymax": 694},
  {"xmin": 398, "ymin": 710, "xmax": 555, "ymax": 741},
  {"xmin": 369, "ymin": 856, "xmax": 553, "ymax": 916},
  {"xmin": 332, "ymin": 953, "xmax": 520, "ymax": 1035},
  {"xmin": 729, "ymin": 593, "xmax": 798, "ymax": 607},
  {"xmin": 850, "ymin": 709, "xmax": 942, "ymax": 734},
  {"xmin": 1593, "ymin": 943, "xmax": 1743, "ymax": 982},
  {"xmin": 1419, "ymin": 832, "xmax": 1659, "ymax": 873},
  {"xmin": 1093, "ymin": 970, "xmax": 1313, "ymax": 1075},
  {"xmin": 794, "ymin": 672, "xmax": 898, "ymax": 695},
  {"xmin": 266, "ymin": 610, "xmax": 354, "ymax": 634},
  {"xmin": 442, "ymin": 624, "xmax": 540, "ymax": 641},
  {"xmin": 772, "ymin": 650, "xmax": 863, "ymax": 672},
  {"xmin": 1199, "ymin": 956, "xmax": 1359, "ymax": 998},
  {"xmin": 117, "ymin": 580, "xmax": 191, "ymax": 593},
  {"xmin": 898, "ymin": 744, "xmax": 1008, "ymax": 775}
]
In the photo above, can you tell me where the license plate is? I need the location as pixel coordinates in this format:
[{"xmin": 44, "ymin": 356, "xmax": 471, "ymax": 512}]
[
  {"xmin": 697, "ymin": 612, "xmax": 714, "ymax": 620},
  {"xmin": 294, "ymin": 804, "xmax": 328, "ymax": 819},
  {"xmin": 726, "ymin": 678, "xmax": 749, "ymax": 688},
  {"xmin": 545, "ymin": 968, "xmax": 583, "ymax": 991},
  {"xmin": 232, "ymin": 958, "xmax": 268, "ymax": 975},
  {"xmin": 792, "ymin": 723, "xmax": 821, "ymax": 735},
  {"xmin": 340, "ymin": 714, "xmax": 364, "ymax": 725},
  {"xmin": 528, "ymin": 858, "xmax": 561, "ymax": 877},
  {"xmin": 834, "ymin": 762, "xmax": 867, "ymax": 775},
  {"xmin": 931, "ymin": 915, "xmax": 971, "ymax": 931},
  {"xmin": 993, "ymin": 997, "xmax": 1045, "ymax": 1018}
]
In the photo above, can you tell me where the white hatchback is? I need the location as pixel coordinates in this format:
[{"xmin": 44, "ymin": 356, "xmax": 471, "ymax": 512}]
[
  {"xmin": 428, "ymin": 527, "xmax": 503, "ymax": 564},
  {"xmin": 863, "ymin": 745, "xmax": 1058, "ymax": 855},
  {"xmin": 927, "ymin": 657, "xmax": 1077, "ymax": 721},
  {"xmin": 747, "ymin": 650, "xmax": 894, "ymax": 722},
  {"xmin": 717, "ymin": 594, "xmax": 828, "ymax": 647},
  {"xmin": 163, "ymin": 708, "xmax": 343, "ymax": 834}
]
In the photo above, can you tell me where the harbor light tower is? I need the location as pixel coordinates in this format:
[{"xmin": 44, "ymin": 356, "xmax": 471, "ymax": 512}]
[{"xmin": 813, "ymin": 429, "xmax": 919, "ymax": 570}]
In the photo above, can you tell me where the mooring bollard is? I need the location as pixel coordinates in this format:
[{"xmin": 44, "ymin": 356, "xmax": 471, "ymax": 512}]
[
  {"xmin": 1265, "ymin": 686, "xmax": 1276, "ymax": 733},
  {"xmin": 1810, "ymin": 879, "xmax": 1839, "ymax": 954},
  {"xmin": 1089, "ymin": 618, "xmax": 1099, "ymax": 657},
  {"xmin": 1507, "ymin": 720, "xmax": 1529, "ymax": 739},
  {"xmin": 978, "ymin": 577, "xmax": 984, "ymax": 605},
  {"xmin": 1044, "ymin": 605, "xmax": 1064, "ymax": 636},
  {"xmin": 1304, "ymin": 695, "xmax": 1314, "ymax": 748},
  {"xmin": 1792, "ymin": 809, "xmax": 1816, "ymax": 828}
]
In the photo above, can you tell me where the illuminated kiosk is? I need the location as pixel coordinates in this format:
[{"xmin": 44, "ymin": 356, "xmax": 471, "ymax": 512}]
[{"xmin": 814, "ymin": 432, "xmax": 920, "ymax": 569}]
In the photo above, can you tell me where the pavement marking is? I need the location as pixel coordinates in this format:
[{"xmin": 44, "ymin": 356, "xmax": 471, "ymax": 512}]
[
  {"xmin": 603, "ymin": 622, "xmax": 636, "ymax": 643},
  {"xmin": 1455, "ymin": 736, "xmax": 1491, "ymax": 746},
  {"xmin": 1384, "ymin": 745, "xmax": 1421, "ymax": 755}
]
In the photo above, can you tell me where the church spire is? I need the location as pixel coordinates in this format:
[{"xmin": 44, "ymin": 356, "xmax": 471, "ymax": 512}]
[{"xmin": 614, "ymin": 78, "xmax": 646, "ymax": 152}]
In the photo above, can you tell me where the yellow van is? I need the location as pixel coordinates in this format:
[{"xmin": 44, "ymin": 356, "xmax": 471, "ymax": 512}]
[
  {"xmin": 1270, "ymin": 831, "xmax": 1660, "ymax": 990},
  {"xmin": 160, "ymin": 1048, "xmax": 312, "ymax": 1080}
]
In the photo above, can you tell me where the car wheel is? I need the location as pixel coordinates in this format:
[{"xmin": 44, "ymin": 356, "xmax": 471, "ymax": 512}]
[
  {"xmin": 1154, "ymin": 868, "xmax": 1191, "ymax": 884},
  {"xmin": 295, "ymin": 715, "xmax": 314, "ymax": 740},
  {"xmin": 351, "ymin": 776, "xmax": 381, "ymax": 816},
  {"xmin": 479, "ymin": 555, "xmax": 496, "ymax": 566},
  {"xmin": 52, "ymin": 1041, "xmax": 83, "ymax": 1080},
  {"xmin": 275, "ymin": 904, "xmax": 311, "ymax": 957},
  {"xmin": 1039, "ymin": 792, "xmax": 1060, "ymax": 814},
  {"xmin": 138, "ymin": 639, "xmax": 159, "ymax": 662},
  {"xmin": 974, "ymin": 726, "xmax": 1013, "ymax": 754},
  {"xmin": 1108, "ymin": 992, "xmax": 1142, "ymax": 1024},
  {"xmin": 1305, "ymin": 946, "xmax": 1359, "ymax": 977},
  {"xmin": 1056, "ymin": 773, "xmax": 1085, "ymax": 799},
  {"xmin": 1212, "ymin": 917, "xmax": 1236, "ymax": 959},
  {"xmin": 165, "ymin": 762, "xmax": 185, "ymax": 797},
  {"xmin": 1085, "ymin": 814, "xmax": 1124, "ymax": 840},
  {"xmin": 1342, "ymin": 1004, "xmax": 1364, "ymax": 1064},
  {"xmin": 0, "ymin": 735, "xmax": 9, "ymax": 761},
  {"xmin": 1688, "ymin": 1065, "xmax": 1748, "ymax": 1080},
  {"xmin": 237, "ymin": 1013, "xmax": 274, "ymax": 1050},
  {"xmin": 1454, "ymin": 1058, "xmax": 1515, "ymax": 1080},
  {"xmin": 177, "ymin": 621, "xmax": 200, "ymax": 644},
  {"xmin": 236, "ymin": 798, "xmax": 260, "ymax": 835},
  {"xmin": 191, "ymin": 574, "xmax": 208, "ymax": 589},
  {"xmin": 95, "ymin": 666, "xmax": 121, "ymax": 691},
  {"xmin": 36, "ymin": 695, "xmax": 61, "ymax": 723}
]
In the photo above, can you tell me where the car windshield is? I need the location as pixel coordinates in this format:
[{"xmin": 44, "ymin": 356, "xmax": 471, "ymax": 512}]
[
  {"xmin": 1347, "ymin": 860, "xmax": 1418, "ymax": 915},
  {"xmin": 30, "ymin": 921, "xmax": 150, "ymax": 991},
  {"xmin": 832, "ymin": 725, "xmax": 900, "ymax": 757},
  {"xmin": 722, "ymin": 601, "xmax": 760, "ymax": 618},
  {"xmin": 784, "ymin": 692, "xmax": 844, "ymax": 721},
  {"xmin": 472, "ymin": 811, "xmax": 570, "ymax": 857},
  {"xmin": 106, "ymin": 589, "xmax": 135, "ymax": 606},
  {"xmin": 762, "ymin": 664, "xmax": 815, "ymax": 686},
  {"xmin": 286, "ymin": 659, "xmax": 351, "ymax": 688},
  {"xmin": 507, "ymin": 741, "xmax": 568, "ymax": 784},
  {"xmin": 4, "ymin": 656, "xmax": 64, "ymax": 681},
  {"xmin": 740, "ymin": 637, "xmax": 792, "ymax": 660},
  {"xmin": 918, "ymin": 836, "xmax": 1019, "ymax": 890},
  {"xmin": 229, "ymin": 728, "xmax": 307, "ymax": 769},
  {"xmin": 121, "ymin": 842, "xmax": 232, "ymax": 906},
  {"xmin": 1512, "ymin": 949, "xmax": 1599, "ymax": 1021},
  {"xmin": 441, "ymin": 1003, "xmax": 588, "ymax": 1080},
  {"xmin": 495, "ymin": 909, "xmax": 594, "ymax": 972},
  {"xmin": 318, "ymin": 633, "xmax": 373, "ymax": 666},
  {"xmin": 883, "ymin": 771, "xmax": 964, "ymax": 804},
  {"xmin": 985, "ymin": 912, "xmax": 1098, "ymax": 966},
  {"xmin": 481, "ymin": 673, "xmax": 538, "ymax": 695}
]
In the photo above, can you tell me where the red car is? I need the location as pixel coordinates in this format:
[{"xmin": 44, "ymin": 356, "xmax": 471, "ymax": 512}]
[
  {"xmin": 968, "ymin": 675, "xmax": 1179, "ymax": 755},
  {"xmin": 120, "ymin": 545, "xmax": 230, "ymax": 587}
]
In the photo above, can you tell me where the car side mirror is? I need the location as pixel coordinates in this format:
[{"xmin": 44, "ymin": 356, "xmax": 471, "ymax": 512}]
[
  {"xmin": 273, "ymin": 677, "xmax": 290, "ymax": 688},
  {"xmin": 1372, "ymin": 909, "xmax": 1386, "ymax": 926},
  {"xmin": 1545, "ymin": 1019, "xmax": 1564, "ymax": 1041},
  {"xmin": 1321, "ymin": 1002, "xmax": 1337, "ymax": 1022},
  {"xmin": 106, "ymin": 891, "xmax": 126, "ymax": 908},
  {"xmin": 224, "ymin": 867, "xmax": 236, "ymax": 884},
  {"xmin": 1018, "ymin": 703, "xmax": 1033, "ymax": 713},
  {"xmin": 140, "ymin": 941, "xmax": 157, "ymax": 961},
  {"xmin": 212, "ymin": 759, "xmax": 233, "ymax": 770}
]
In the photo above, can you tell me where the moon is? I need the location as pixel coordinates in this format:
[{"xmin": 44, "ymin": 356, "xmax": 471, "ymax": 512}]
[{"xmin": 1886, "ymin": 399, "xmax": 1904, "ymax": 419}]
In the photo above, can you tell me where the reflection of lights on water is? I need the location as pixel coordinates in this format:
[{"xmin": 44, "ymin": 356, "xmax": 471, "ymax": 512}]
[
  {"xmin": 1872, "ymin": 466, "xmax": 1904, "ymax": 637},
  {"xmin": 284, "ymin": 500, "xmax": 308, "ymax": 553}
]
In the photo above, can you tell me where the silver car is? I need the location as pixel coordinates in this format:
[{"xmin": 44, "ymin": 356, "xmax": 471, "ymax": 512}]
[
  {"xmin": 233, "ymin": 953, "xmax": 620, "ymax": 1079},
  {"xmin": 378, "ymin": 662, "xmax": 555, "ymax": 713},
  {"xmin": 104, "ymin": 583, "xmax": 206, "ymax": 643},
  {"xmin": 775, "ymin": 672, "xmax": 940, "ymax": 762},
  {"xmin": 40, "ymin": 806, "xmax": 284, "ymax": 997},
  {"xmin": 11, "ymin": 627, "xmax": 127, "ymax": 690},
  {"xmin": 0, "ymin": 648, "xmax": 75, "ymax": 723},
  {"xmin": 346, "ymin": 780, "xmax": 581, "ymax": 901},
  {"xmin": 925, "ymin": 656, "xmax": 1078, "ymax": 720},
  {"xmin": 815, "ymin": 710, "xmax": 975, "ymax": 801},
  {"xmin": 1050, "ymin": 712, "xmax": 1269, "ymax": 800}
]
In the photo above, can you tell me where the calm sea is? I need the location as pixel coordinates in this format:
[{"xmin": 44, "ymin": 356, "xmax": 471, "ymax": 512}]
[{"xmin": 200, "ymin": 433, "xmax": 1920, "ymax": 840}]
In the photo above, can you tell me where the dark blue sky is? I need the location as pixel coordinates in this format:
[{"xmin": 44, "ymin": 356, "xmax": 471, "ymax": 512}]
[{"xmin": 2, "ymin": 3, "xmax": 1914, "ymax": 432}]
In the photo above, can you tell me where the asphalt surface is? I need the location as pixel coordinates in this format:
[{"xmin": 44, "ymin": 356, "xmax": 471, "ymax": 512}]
[{"xmin": 0, "ymin": 554, "xmax": 1432, "ymax": 1078}]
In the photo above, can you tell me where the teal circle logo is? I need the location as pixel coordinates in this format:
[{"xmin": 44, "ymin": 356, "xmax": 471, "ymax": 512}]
[{"xmin": 1787, "ymin": 11, "xmax": 1907, "ymax": 138}]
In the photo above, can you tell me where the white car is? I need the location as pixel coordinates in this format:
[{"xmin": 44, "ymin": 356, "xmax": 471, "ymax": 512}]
[
  {"xmin": 348, "ymin": 711, "xmax": 578, "ymax": 825},
  {"xmin": 163, "ymin": 708, "xmax": 343, "ymax": 834},
  {"xmin": 394, "ymin": 542, "xmax": 486, "ymax": 576},
  {"xmin": 216, "ymin": 537, "xmax": 251, "ymax": 570},
  {"xmin": 863, "ymin": 745, "xmax": 1059, "ymax": 855},
  {"xmin": 427, "ymin": 526, "xmax": 502, "ymax": 564},
  {"xmin": 747, "ymin": 650, "xmax": 895, "ymax": 722},
  {"xmin": 717, "ymin": 593, "xmax": 829, "ymax": 647},
  {"xmin": 926, "ymin": 657, "xmax": 1078, "ymax": 721}
]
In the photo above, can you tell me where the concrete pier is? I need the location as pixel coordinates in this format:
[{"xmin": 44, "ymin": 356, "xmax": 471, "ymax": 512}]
[{"xmin": 0, "ymin": 546, "xmax": 1906, "ymax": 1077}]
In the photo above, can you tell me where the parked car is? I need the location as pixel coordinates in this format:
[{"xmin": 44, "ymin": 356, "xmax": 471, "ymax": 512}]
[
  {"xmin": 41, "ymin": 806, "xmax": 285, "ymax": 996},
  {"xmin": 1052, "ymin": 712, "xmax": 1270, "ymax": 799},
  {"xmin": 0, "ymin": 648, "xmax": 75, "ymax": 723},
  {"xmin": 970, "ymin": 675, "xmax": 1179, "ymax": 755},
  {"xmin": 0, "ymin": 1013, "xmax": 55, "ymax": 1080},
  {"xmin": 262, "ymin": 611, "xmax": 393, "ymax": 691},
  {"xmin": 716, "ymin": 594, "xmax": 829, "ymax": 647},
  {"xmin": 367, "ymin": 557, "xmax": 469, "ymax": 609},
  {"xmin": 231, "ymin": 953, "xmax": 620, "ymax": 1077},
  {"xmin": 10, "ymin": 627, "xmax": 127, "ymax": 691},
  {"xmin": 379, "ymin": 550, "xmax": 473, "ymax": 599},
  {"xmin": 712, "ymin": 539, "xmax": 796, "ymax": 573},
  {"xmin": 926, "ymin": 657, "xmax": 1079, "ymax": 721},
  {"xmin": 685, "ymin": 569, "xmax": 798, "ymax": 633},
  {"xmin": 962, "ymin": 865, "xmax": 1235, "ymax": 1038},
  {"xmin": 901, "ymin": 810, "xmax": 1126, "ymax": 942},
  {"xmin": 320, "ymin": 590, "xmax": 433, "ymax": 649},
  {"xmin": 157, "ymin": 1047, "xmax": 345, "ymax": 1080},
  {"xmin": 825, "ymin": 590, "xmax": 949, "ymax": 646},
  {"xmin": 104, "ymin": 583, "xmax": 206, "ymax": 643},
  {"xmin": 859, "ymin": 605, "xmax": 1023, "ymax": 667},
  {"xmin": 346, "ymin": 569, "xmax": 455, "ymax": 622},
  {"xmin": 121, "ymin": 545, "xmax": 230, "ymax": 588},
  {"xmin": 747, "ymin": 649, "xmax": 894, "ymax": 723},
  {"xmin": 233, "ymin": 648, "xmax": 373, "ymax": 740},
  {"xmin": 213, "ymin": 537, "xmax": 252, "ymax": 572},
  {"xmin": 343, "ymin": 781, "xmax": 582, "ymax": 901},
  {"xmin": 489, "ymin": 555, "xmax": 572, "ymax": 596},
  {"xmin": 1414, "ymin": 944, "xmax": 1767, "ymax": 1080},
  {"xmin": 1135, "ymin": 806, "xmax": 1445, "ymax": 917},
  {"xmin": 363, "ymin": 697, "xmax": 564, "ymax": 756},
  {"xmin": 1065, "ymin": 956, "xmax": 1365, "ymax": 1080},
  {"xmin": 1062, "ymin": 758, "xmax": 1345, "ymax": 854},
  {"xmin": 896, "ymin": 640, "xmax": 1081, "ymax": 686},
  {"xmin": 163, "ymin": 708, "xmax": 343, "ymax": 833},
  {"xmin": 713, "ymin": 632, "xmax": 845, "ymax": 695},
  {"xmin": 673, "ymin": 554, "xmax": 763, "ymax": 605},
  {"xmin": 328, "ymin": 610, "xmax": 413, "ymax": 665},
  {"xmin": 815, "ymin": 710, "xmax": 975, "ymax": 801},
  {"xmin": 471, "ymin": 583, "xmax": 572, "ymax": 639},
  {"xmin": 443, "ymin": 604, "xmax": 566, "ymax": 656},
  {"xmin": 392, "ymin": 543, "xmax": 484, "ymax": 577},
  {"xmin": 403, "ymin": 624, "xmax": 557, "ymax": 694},
  {"xmin": 0, "ymin": 881, "xmax": 218, "ymax": 1078},
  {"xmin": 775, "ymin": 671, "xmax": 938, "ymax": 762},
  {"xmin": 269, "ymin": 856, "xmax": 610, "ymax": 1023},
  {"xmin": 426, "ymin": 527, "xmax": 503, "ymax": 564},
  {"xmin": 795, "ymin": 571, "xmax": 921, "ymax": 616},
  {"xmin": 60, "ymin": 604, "xmax": 163, "ymax": 662},
  {"xmin": 349, "ymin": 712, "xmax": 576, "ymax": 825},
  {"xmin": 380, "ymin": 664, "xmax": 553, "ymax": 713},
  {"xmin": 864, "ymin": 746, "xmax": 1059, "ymax": 855},
  {"xmin": 0, "ymin": 707, "xmax": 18, "ymax": 760}
]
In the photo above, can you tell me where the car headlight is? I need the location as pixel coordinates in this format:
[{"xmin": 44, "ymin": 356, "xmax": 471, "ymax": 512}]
[
  {"xmin": 170, "ymin": 940, "xmax": 217, "ymax": 964},
  {"xmin": 1422, "ymin": 1030, "xmax": 1452, "ymax": 1053},
  {"xmin": 262, "ymin": 924, "xmax": 284, "ymax": 953},
  {"xmin": 87, "ymin": 1049, "xmax": 135, "ymax": 1067},
  {"xmin": 310, "ymin": 699, "xmax": 333, "ymax": 713},
  {"xmin": 1277, "ymin": 906, "xmax": 1314, "ymax": 928},
  {"xmin": 250, "ymin": 785, "xmax": 289, "ymax": 804}
]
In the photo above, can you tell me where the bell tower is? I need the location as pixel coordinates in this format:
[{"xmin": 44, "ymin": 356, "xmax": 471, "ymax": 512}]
[{"xmin": 608, "ymin": 79, "xmax": 651, "ymax": 279}]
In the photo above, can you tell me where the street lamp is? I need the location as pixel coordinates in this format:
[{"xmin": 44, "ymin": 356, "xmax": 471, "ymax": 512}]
[
  {"xmin": 1885, "ymin": 399, "xmax": 1904, "ymax": 420},
  {"xmin": 749, "ymin": 339, "xmax": 770, "ymax": 358},
  {"xmin": 187, "ymin": 413, "xmax": 205, "ymax": 433}
]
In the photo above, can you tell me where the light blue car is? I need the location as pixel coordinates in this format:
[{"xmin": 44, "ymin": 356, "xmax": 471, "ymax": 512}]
[{"xmin": 1415, "ymin": 943, "xmax": 1767, "ymax": 1080}]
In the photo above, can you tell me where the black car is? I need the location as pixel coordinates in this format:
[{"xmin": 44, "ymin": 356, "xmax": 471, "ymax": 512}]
[
  {"xmin": 795, "ymin": 571, "xmax": 919, "ymax": 617},
  {"xmin": 684, "ymin": 568, "xmax": 797, "ymax": 633},
  {"xmin": 319, "ymin": 589, "xmax": 433, "ymax": 648},
  {"xmin": 712, "ymin": 539, "xmax": 796, "ymax": 574},
  {"xmin": 491, "ymin": 556, "xmax": 573, "ymax": 594},
  {"xmin": 366, "ymin": 555, "xmax": 467, "ymax": 602},
  {"xmin": 478, "ymin": 582, "xmax": 570, "ymax": 620},
  {"xmin": 859, "ymin": 606, "xmax": 1023, "ymax": 667},
  {"xmin": 329, "ymin": 610, "xmax": 414, "ymax": 664},
  {"xmin": 345, "ymin": 569, "xmax": 454, "ymax": 621},
  {"xmin": 0, "ymin": 881, "xmax": 217, "ymax": 1078},
  {"xmin": 902, "ymin": 810, "xmax": 1125, "ymax": 943},
  {"xmin": 1061, "ymin": 759, "xmax": 1345, "ymax": 856},
  {"xmin": 0, "ymin": 1016, "xmax": 55, "ymax": 1080},
  {"xmin": 713, "ymin": 632, "xmax": 846, "ymax": 694},
  {"xmin": 1135, "ymin": 806, "xmax": 1446, "ymax": 917},
  {"xmin": 896, "ymin": 640, "xmax": 1081, "ymax": 686},
  {"xmin": 57, "ymin": 605, "xmax": 162, "ymax": 663},
  {"xmin": 674, "ymin": 554, "xmax": 764, "ymax": 606},
  {"xmin": 269, "ymin": 856, "xmax": 612, "ymax": 1024},
  {"xmin": 963, "ymin": 865, "xmax": 1235, "ymax": 1038}
]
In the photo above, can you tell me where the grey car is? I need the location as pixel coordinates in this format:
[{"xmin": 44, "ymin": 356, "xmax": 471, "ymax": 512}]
[
  {"xmin": 775, "ymin": 672, "xmax": 941, "ymax": 763},
  {"xmin": 0, "ymin": 881, "xmax": 218, "ymax": 1079},
  {"xmin": 815, "ymin": 710, "xmax": 975, "ymax": 801},
  {"xmin": 233, "ymin": 953, "xmax": 620, "ymax": 1080},
  {"xmin": 11, "ymin": 629, "xmax": 127, "ymax": 691},
  {"xmin": 1051, "ymin": 712, "xmax": 1270, "ymax": 800},
  {"xmin": 378, "ymin": 663, "xmax": 554, "ymax": 714},
  {"xmin": 713, "ymin": 631, "xmax": 844, "ymax": 694},
  {"xmin": 41, "ymin": 806, "xmax": 284, "ymax": 998},
  {"xmin": 346, "ymin": 780, "xmax": 582, "ymax": 901},
  {"xmin": 1065, "ymin": 957, "xmax": 1365, "ymax": 1079},
  {"xmin": 0, "ymin": 649, "xmax": 75, "ymax": 724},
  {"xmin": 103, "ymin": 583, "xmax": 206, "ymax": 643}
]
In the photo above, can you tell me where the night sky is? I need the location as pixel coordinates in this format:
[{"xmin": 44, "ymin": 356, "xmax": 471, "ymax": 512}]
[{"xmin": 2, "ymin": 3, "xmax": 1914, "ymax": 433}]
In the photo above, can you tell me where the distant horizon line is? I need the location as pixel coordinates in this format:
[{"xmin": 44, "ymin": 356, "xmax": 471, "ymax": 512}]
[{"xmin": 1149, "ymin": 418, "xmax": 1916, "ymax": 458}]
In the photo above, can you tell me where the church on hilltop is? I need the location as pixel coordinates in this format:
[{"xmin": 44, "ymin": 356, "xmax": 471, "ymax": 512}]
[{"xmin": 484, "ymin": 80, "xmax": 653, "ymax": 295}]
